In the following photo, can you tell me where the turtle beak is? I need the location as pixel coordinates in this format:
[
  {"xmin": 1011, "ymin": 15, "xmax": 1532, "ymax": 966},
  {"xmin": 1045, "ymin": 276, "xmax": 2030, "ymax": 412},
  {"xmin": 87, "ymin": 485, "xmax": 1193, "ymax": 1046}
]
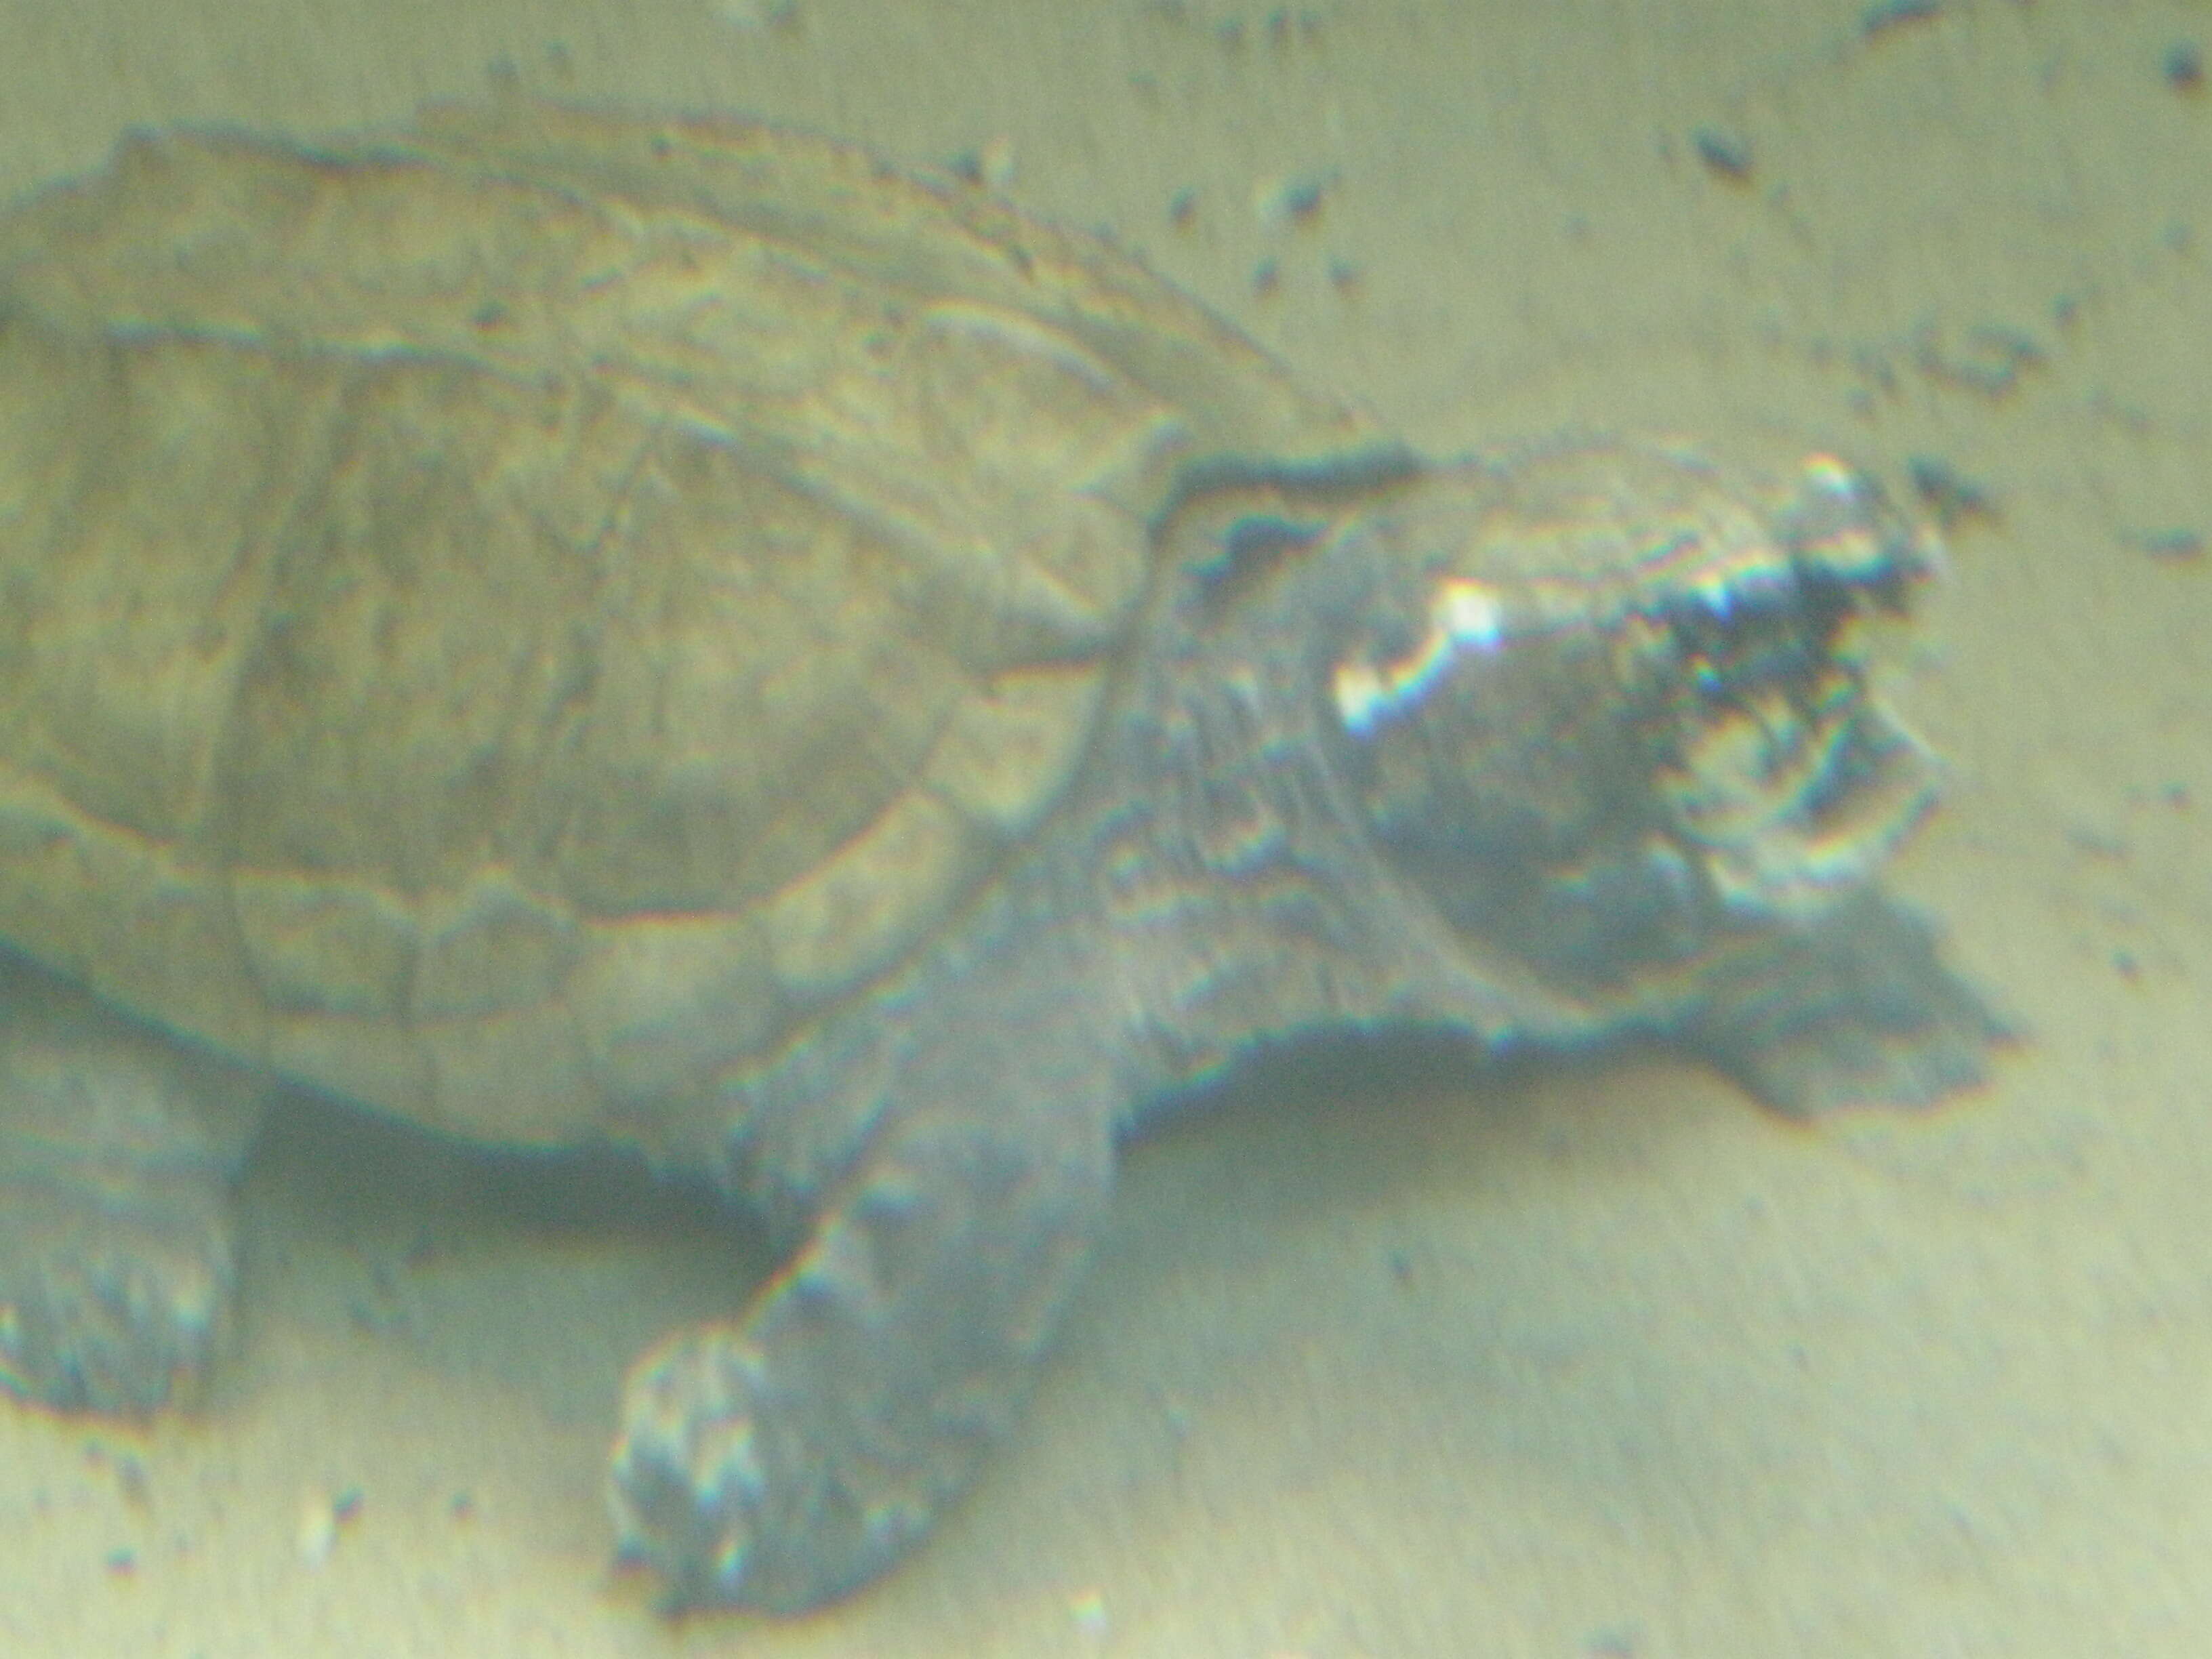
[{"xmin": 1637, "ymin": 453, "xmax": 1945, "ymax": 923}]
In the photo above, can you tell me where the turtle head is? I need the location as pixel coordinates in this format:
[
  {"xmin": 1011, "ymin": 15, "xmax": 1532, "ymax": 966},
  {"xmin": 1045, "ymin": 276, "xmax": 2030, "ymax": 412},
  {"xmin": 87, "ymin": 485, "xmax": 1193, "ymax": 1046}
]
[{"xmin": 1322, "ymin": 442, "xmax": 1945, "ymax": 990}]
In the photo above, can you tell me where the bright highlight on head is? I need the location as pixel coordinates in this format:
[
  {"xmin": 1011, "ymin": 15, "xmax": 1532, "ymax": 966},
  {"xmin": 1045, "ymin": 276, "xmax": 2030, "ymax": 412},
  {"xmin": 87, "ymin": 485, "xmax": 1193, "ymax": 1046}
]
[{"xmin": 1332, "ymin": 576, "xmax": 1507, "ymax": 737}]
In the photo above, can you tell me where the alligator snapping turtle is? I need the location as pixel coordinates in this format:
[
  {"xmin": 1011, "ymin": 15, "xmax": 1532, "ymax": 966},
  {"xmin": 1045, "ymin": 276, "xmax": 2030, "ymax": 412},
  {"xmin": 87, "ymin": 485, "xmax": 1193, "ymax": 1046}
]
[{"xmin": 0, "ymin": 100, "xmax": 2001, "ymax": 1611}]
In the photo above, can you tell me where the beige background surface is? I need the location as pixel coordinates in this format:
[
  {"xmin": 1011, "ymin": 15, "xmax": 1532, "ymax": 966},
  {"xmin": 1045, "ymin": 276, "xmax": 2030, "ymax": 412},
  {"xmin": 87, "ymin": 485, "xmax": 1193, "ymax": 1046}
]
[{"xmin": 1, "ymin": 1, "xmax": 2208, "ymax": 1655}]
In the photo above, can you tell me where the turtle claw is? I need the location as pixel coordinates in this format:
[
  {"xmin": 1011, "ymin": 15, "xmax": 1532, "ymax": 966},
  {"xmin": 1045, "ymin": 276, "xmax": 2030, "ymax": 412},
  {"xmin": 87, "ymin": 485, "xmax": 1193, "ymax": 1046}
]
[
  {"xmin": 0, "ymin": 1164, "xmax": 234, "ymax": 1414},
  {"xmin": 608, "ymin": 1330, "xmax": 768, "ymax": 1608},
  {"xmin": 608, "ymin": 1324, "xmax": 924, "ymax": 1615}
]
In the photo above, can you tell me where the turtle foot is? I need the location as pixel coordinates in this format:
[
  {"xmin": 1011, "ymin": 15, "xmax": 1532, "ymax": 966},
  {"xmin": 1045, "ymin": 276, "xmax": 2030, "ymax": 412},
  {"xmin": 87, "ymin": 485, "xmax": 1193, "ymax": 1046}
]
[
  {"xmin": 0, "ymin": 1158, "xmax": 235, "ymax": 1414},
  {"xmin": 609, "ymin": 1322, "xmax": 935, "ymax": 1616},
  {"xmin": 0, "ymin": 966, "xmax": 255, "ymax": 1413},
  {"xmin": 609, "ymin": 1091, "xmax": 1113, "ymax": 1613}
]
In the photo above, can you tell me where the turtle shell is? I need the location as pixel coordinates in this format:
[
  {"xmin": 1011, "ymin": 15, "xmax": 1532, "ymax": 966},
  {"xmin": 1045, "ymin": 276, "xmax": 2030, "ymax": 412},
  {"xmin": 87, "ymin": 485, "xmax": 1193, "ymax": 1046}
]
[{"xmin": 0, "ymin": 101, "xmax": 1385, "ymax": 1149}]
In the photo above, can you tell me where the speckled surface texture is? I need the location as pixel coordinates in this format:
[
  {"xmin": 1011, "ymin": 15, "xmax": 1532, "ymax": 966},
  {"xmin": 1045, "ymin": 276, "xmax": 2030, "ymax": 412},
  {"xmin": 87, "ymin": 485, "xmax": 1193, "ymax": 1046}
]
[{"xmin": 0, "ymin": 2, "xmax": 2207, "ymax": 1654}]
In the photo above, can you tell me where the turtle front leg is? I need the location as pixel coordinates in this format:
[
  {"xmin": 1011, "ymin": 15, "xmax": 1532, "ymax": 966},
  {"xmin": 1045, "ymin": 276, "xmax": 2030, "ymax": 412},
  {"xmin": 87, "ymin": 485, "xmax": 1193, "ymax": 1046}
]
[
  {"xmin": 608, "ymin": 1085, "xmax": 1114, "ymax": 1613},
  {"xmin": 0, "ymin": 959, "xmax": 265, "ymax": 1413}
]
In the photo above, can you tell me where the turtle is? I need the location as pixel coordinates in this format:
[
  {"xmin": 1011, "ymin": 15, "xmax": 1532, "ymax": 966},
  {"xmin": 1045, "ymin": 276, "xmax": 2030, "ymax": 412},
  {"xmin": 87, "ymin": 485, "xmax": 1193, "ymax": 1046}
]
[{"xmin": 0, "ymin": 98, "xmax": 2005, "ymax": 1613}]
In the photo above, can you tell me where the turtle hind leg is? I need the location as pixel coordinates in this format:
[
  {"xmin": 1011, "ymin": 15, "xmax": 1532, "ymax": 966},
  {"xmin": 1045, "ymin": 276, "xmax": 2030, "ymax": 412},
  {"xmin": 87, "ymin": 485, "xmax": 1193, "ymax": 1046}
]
[
  {"xmin": 1687, "ymin": 890, "xmax": 2014, "ymax": 1118},
  {"xmin": 608, "ymin": 1088, "xmax": 1114, "ymax": 1614},
  {"xmin": 0, "ymin": 959, "xmax": 264, "ymax": 1414}
]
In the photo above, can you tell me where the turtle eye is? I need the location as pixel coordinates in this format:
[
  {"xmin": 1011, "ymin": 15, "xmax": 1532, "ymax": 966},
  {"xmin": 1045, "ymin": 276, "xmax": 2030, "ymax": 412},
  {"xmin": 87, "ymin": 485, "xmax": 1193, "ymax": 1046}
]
[
  {"xmin": 1326, "ymin": 573, "xmax": 1723, "ymax": 987},
  {"xmin": 1329, "ymin": 574, "xmax": 1507, "ymax": 740},
  {"xmin": 1325, "ymin": 565, "xmax": 1666, "ymax": 945}
]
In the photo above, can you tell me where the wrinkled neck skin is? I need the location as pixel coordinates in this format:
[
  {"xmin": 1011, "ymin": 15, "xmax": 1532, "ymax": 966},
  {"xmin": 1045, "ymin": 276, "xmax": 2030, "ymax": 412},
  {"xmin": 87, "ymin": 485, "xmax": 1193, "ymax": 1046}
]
[
  {"xmin": 716, "ymin": 445, "xmax": 1947, "ymax": 1227},
  {"xmin": 1070, "ymin": 468, "xmax": 1618, "ymax": 1109}
]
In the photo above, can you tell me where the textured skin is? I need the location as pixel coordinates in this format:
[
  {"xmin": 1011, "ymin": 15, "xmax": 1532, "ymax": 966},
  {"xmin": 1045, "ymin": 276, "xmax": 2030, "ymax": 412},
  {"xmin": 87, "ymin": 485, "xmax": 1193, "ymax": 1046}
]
[{"xmin": 0, "ymin": 102, "xmax": 2005, "ymax": 1614}]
